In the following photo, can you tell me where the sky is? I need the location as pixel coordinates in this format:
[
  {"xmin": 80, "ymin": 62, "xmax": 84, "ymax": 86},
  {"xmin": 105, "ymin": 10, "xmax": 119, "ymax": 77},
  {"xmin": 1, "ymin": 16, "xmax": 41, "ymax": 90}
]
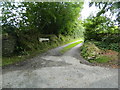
[
  {"xmin": 80, "ymin": 1, "xmax": 99, "ymax": 20},
  {"xmin": 80, "ymin": 1, "xmax": 118, "ymax": 25},
  {"xmin": 0, "ymin": 1, "xmax": 98, "ymax": 18},
  {"xmin": 0, "ymin": 1, "xmax": 117, "ymax": 23}
]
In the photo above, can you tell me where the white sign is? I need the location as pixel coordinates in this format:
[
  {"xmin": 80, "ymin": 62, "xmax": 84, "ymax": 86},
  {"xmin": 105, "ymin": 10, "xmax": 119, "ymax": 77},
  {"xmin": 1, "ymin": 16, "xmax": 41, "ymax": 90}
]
[{"xmin": 39, "ymin": 38, "xmax": 49, "ymax": 42}]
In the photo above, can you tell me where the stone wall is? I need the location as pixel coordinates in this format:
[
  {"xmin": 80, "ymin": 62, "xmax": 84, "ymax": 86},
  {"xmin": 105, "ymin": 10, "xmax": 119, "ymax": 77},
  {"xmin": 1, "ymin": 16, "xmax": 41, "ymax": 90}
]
[{"xmin": 2, "ymin": 35, "xmax": 16, "ymax": 56}]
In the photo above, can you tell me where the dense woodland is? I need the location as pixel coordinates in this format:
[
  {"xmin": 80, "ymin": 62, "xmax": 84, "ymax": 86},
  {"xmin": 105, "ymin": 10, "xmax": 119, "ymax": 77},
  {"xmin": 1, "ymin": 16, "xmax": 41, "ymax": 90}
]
[
  {"xmin": 2, "ymin": 2, "xmax": 84, "ymax": 56},
  {"xmin": 1, "ymin": 2, "xmax": 120, "ymax": 66}
]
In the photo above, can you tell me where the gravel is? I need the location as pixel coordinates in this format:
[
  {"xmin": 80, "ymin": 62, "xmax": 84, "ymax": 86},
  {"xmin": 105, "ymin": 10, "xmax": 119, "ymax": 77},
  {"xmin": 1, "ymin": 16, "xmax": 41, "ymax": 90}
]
[{"xmin": 2, "ymin": 41, "xmax": 118, "ymax": 88}]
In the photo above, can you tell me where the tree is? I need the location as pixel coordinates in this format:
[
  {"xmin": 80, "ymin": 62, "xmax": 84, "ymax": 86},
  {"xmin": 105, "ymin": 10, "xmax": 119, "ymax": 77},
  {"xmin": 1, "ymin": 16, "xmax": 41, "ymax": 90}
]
[
  {"xmin": 1, "ymin": 2, "xmax": 26, "ymax": 35},
  {"xmin": 2, "ymin": 2, "xmax": 84, "ymax": 35},
  {"xmin": 2, "ymin": 2, "xmax": 84, "ymax": 53},
  {"xmin": 23, "ymin": 2, "xmax": 83, "ymax": 35},
  {"xmin": 83, "ymin": 16, "xmax": 119, "ymax": 41},
  {"xmin": 89, "ymin": 2, "xmax": 120, "ymax": 25}
]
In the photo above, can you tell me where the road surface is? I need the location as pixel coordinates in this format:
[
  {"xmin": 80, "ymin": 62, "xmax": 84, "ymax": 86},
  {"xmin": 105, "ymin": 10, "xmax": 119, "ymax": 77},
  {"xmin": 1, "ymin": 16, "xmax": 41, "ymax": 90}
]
[{"xmin": 2, "ymin": 41, "xmax": 118, "ymax": 88}]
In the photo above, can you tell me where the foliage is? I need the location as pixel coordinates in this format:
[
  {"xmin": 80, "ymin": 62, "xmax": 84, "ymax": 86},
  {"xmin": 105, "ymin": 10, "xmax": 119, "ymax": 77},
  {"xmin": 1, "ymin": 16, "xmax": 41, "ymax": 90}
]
[
  {"xmin": 83, "ymin": 16, "xmax": 120, "ymax": 41},
  {"xmin": 89, "ymin": 2, "xmax": 120, "ymax": 24},
  {"xmin": 2, "ymin": 2, "xmax": 26, "ymax": 35},
  {"xmin": 24, "ymin": 2, "xmax": 83, "ymax": 35},
  {"xmin": 81, "ymin": 2, "xmax": 119, "ymax": 65},
  {"xmin": 80, "ymin": 41, "xmax": 119, "ymax": 64},
  {"xmin": 101, "ymin": 34, "xmax": 120, "ymax": 43},
  {"xmin": 2, "ymin": 2, "xmax": 84, "ymax": 35},
  {"xmin": 80, "ymin": 41, "xmax": 101, "ymax": 60},
  {"xmin": 2, "ymin": 36, "xmax": 81, "ymax": 66},
  {"xmin": 1, "ymin": 2, "xmax": 84, "ymax": 55},
  {"xmin": 93, "ymin": 41, "xmax": 120, "ymax": 52},
  {"xmin": 83, "ymin": 2, "xmax": 120, "ymax": 42}
]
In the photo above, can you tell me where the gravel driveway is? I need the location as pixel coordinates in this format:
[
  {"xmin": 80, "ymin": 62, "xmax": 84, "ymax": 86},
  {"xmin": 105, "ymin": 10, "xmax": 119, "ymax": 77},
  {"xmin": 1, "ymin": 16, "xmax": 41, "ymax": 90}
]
[{"xmin": 1, "ymin": 41, "xmax": 118, "ymax": 88}]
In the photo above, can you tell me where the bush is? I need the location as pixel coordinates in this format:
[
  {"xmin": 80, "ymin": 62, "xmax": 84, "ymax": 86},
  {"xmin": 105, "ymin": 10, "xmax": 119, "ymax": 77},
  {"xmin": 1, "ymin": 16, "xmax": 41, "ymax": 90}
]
[
  {"xmin": 3, "ymin": 30, "xmax": 82, "ymax": 56},
  {"xmin": 80, "ymin": 41, "xmax": 101, "ymax": 60},
  {"xmin": 102, "ymin": 34, "xmax": 120, "ymax": 43},
  {"xmin": 93, "ymin": 41, "xmax": 120, "ymax": 52},
  {"xmin": 81, "ymin": 41, "xmax": 119, "ymax": 64},
  {"xmin": 83, "ymin": 16, "xmax": 120, "ymax": 42}
]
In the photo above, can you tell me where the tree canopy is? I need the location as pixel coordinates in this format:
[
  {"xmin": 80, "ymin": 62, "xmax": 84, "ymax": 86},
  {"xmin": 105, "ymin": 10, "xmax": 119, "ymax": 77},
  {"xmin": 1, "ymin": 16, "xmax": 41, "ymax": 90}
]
[
  {"xmin": 83, "ymin": 2, "xmax": 120, "ymax": 43},
  {"xmin": 2, "ymin": 2, "xmax": 84, "ymax": 35}
]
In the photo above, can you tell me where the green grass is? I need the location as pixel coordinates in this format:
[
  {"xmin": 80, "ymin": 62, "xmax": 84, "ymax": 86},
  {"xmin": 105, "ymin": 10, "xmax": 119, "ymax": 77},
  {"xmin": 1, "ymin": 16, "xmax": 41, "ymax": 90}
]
[
  {"xmin": 2, "ymin": 38, "xmax": 84, "ymax": 67},
  {"xmin": 89, "ymin": 56, "xmax": 111, "ymax": 63},
  {"xmin": 2, "ymin": 56, "xmax": 25, "ymax": 66},
  {"xmin": 60, "ymin": 41, "xmax": 83, "ymax": 53}
]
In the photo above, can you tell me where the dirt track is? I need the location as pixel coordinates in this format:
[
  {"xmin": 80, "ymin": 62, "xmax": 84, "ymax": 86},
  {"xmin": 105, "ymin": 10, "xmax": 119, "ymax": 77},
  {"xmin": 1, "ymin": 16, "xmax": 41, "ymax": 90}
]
[{"xmin": 2, "ymin": 41, "xmax": 118, "ymax": 88}]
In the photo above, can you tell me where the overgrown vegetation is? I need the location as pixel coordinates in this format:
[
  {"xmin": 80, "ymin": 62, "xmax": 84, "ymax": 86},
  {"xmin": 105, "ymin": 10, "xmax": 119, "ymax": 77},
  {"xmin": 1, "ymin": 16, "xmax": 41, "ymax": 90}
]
[
  {"xmin": 83, "ymin": 16, "xmax": 119, "ymax": 42},
  {"xmin": 1, "ymin": 2, "xmax": 85, "ymax": 66},
  {"xmin": 2, "ymin": 36, "xmax": 82, "ymax": 66},
  {"xmin": 1, "ymin": 2, "xmax": 119, "ymax": 67},
  {"xmin": 81, "ymin": 41, "xmax": 101, "ymax": 60},
  {"xmin": 80, "ymin": 2, "xmax": 119, "ymax": 67},
  {"xmin": 93, "ymin": 41, "xmax": 120, "ymax": 53},
  {"xmin": 80, "ymin": 41, "xmax": 118, "ymax": 65}
]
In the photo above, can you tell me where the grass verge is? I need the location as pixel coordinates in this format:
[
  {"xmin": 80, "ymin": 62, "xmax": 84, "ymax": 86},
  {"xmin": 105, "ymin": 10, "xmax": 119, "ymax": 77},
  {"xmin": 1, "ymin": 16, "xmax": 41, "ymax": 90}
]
[
  {"xmin": 60, "ymin": 41, "xmax": 83, "ymax": 53},
  {"xmin": 89, "ymin": 56, "xmax": 111, "ymax": 63}
]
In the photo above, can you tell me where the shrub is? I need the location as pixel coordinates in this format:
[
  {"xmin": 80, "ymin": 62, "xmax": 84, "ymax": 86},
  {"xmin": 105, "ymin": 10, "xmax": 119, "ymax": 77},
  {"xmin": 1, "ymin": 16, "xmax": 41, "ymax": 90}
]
[
  {"xmin": 81, "ymin": 41, "xmax": 119, "ymax": 64},
  {"xmin": 102, "ymin": 34, "xmax": 120, "ymax": 43},
  {"xmin": 93, "ymin": 41, "xmax": 120, "ymax": 52},
  {"xmin": 80, "ymin": 41, "xmax": 101, "ymax": 60}
]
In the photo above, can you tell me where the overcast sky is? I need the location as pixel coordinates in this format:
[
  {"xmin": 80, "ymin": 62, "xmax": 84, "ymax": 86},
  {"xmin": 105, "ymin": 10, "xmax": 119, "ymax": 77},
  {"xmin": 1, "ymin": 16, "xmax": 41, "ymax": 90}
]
[
  {"xmin": 0, "ymin": 1, "xmax": 98, "ymax": 18},
  {"xmin": 0, "ymin": 1, "xmax": 117, "ymax": 22},
  {"xmin": 81, "ymin": 1, "xmax": 99, "ymax": 20}
]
